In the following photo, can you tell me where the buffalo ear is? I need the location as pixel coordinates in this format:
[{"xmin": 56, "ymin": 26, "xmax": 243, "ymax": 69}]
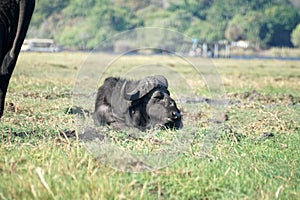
[{"xmin": 121, "ymin": 75, "xmax": 168, "ymax": 101}]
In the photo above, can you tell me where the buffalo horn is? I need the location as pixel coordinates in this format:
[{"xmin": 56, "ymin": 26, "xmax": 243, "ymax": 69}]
[{"xmin": 121, "ymin": 75, "xmax": 168, "ymax": 101}]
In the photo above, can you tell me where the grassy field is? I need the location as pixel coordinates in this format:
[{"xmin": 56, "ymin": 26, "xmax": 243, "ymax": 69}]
[{"xmin": 0, "ymin": 52, "xmax": 299, "ymax": 199}]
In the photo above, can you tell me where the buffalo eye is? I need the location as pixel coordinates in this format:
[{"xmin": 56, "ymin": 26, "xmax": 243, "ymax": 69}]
[
  {"xmin": 169, "ymin": 100, "xmax": 175, "ymax": 107},
  {"xmin": 152, "ymin": 91, "xmax": 163, "ymax": 99}
]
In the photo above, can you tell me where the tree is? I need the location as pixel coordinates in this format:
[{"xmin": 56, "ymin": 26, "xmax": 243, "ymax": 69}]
[
  {"xmin": 246, "ymin": 0, "xmax": 290, "ymax": 10},
  {"xmin": 291, "ymin": 23, "xmax": 300, "ymax": 47},
  {"xmin": 113, "ymin": 0, "xmax": 151, "ymax": 11},
  {"xmin": 204, "ymin": 0, "xmax": 249, "ymax": 42},
  {"xmin": 26, "ymin": 0, "xmax": 300, "ymax": 49},
  {"xmin": 186, "ymin": 19, "xmax": 223, "ymax": 43},
  {"xmin": 63, "ymin": 0, "xmax": 97, "ymax": 18},
  {"xmin": 225, "ymin": 11, "xmax": 263, "ymax": 47},
  {"xmin": 31, "ymin": 0, "xmax": 69, "ymax": 26},
  {"xmin": 225, "ymin": 14, "xmax": 248, "ymax": 41},
  {"xmin": 57, "ymin": 1, "xmax": 143, "ymax": 50},
  {"xmin": 170, "ymin": 0, "xmax": 213, "ymax": 20},
  {"xmin": 144, "ymin": 9, "xmax": 193, "ymax": 33},
  {"xmin": 259, "ymin": 5, "xmax": 300, "ymax": 47}
]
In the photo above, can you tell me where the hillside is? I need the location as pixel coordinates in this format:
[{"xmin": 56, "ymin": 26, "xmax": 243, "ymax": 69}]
[{"xmin": 27, "ymin": 0, "xmax": 300, "ymax": 50}]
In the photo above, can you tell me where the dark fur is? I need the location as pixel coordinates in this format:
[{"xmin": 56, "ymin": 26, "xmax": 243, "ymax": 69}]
[
  {"xmin": 94, "ymin": 77, "xmax": 182, "ymax": 131},
  {"xmin": 0, "ymin": 0, "xmax": 35, "ymax": 118}
]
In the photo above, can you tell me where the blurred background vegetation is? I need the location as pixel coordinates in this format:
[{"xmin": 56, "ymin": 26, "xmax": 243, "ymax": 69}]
[{"xmin": 27, "ymin": 0, "xmax": 300, "ymax": 50}]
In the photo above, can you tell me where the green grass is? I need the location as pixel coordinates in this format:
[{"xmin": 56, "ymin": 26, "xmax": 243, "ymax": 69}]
[{"xmin": 0, "ymin": 52, "xmax": 300, "ymax": 199}]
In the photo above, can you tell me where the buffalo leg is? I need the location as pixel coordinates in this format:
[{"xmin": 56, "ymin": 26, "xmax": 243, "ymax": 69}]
[
  {"xmin": 0, "ymin": 74, "xmax": 11, "ymax": 117},
  {"xmin": 0, "ymin": 24, "xmax": 9, "ymax": 118},
  {"xmin": 0, "ymin": 0, "xmax": 35, "ymax": 118}
]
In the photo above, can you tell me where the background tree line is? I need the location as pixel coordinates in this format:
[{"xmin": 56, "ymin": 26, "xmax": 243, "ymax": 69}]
[{"xmin": 27, "ymin": 0, "xmax": 300, "ymax": 50}]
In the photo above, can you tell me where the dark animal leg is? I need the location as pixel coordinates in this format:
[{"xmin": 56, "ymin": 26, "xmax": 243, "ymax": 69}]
[
  {"xmin": 0, "ymin": 0, "xmax": 35, "ymax": 118},
  {"xmin": 0, "ymin": 74, "xmax": 12, "ymax": 117},
  {"xmin": 0, "ymin": 24, "xmax": 5, "ymax": 117}
]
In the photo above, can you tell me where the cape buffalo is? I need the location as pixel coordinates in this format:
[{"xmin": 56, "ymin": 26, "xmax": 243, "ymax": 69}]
[
  {"xmin": 94, "ymin": 75, "xmax": 182, "ymax": 131},
  {"xmin": 0, "ymin": 0, "xmax": 35, "ymax": 118}
]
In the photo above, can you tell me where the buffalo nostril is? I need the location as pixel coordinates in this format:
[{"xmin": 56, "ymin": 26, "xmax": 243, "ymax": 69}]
[{"xmin": 172, "ymin": 111, "xmax": 181, "ymax": 119}]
